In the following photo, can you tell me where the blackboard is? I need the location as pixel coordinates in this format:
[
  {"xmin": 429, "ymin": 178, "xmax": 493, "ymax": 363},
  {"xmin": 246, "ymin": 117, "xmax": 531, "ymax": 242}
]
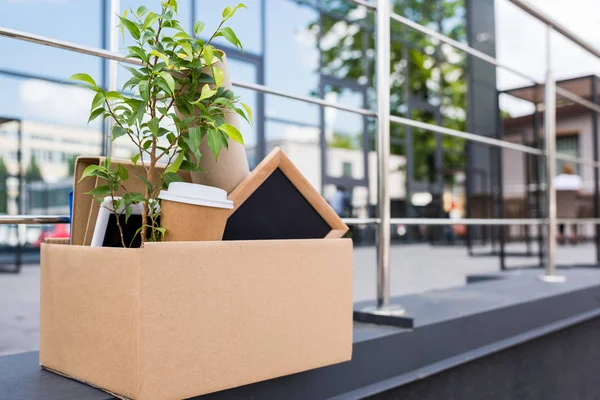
[
  {"xmin": 223, "ymin": 168, "xmax": 331, "ymax": 240},
  {"xmin": 223, "ymin": 147, "xmax": 348, "ymax": 241}
]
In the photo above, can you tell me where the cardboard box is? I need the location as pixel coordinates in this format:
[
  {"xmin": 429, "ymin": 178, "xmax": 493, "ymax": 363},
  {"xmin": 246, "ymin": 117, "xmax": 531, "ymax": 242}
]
[{"xmin": 40, "ymin": 157, "xmax": 353, "ymax": 399}]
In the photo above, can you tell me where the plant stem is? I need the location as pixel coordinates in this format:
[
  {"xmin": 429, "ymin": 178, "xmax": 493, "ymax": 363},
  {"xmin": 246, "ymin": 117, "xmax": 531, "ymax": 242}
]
[{"xmin": 109, "ymin": 194, "xmax": 127, "ymax": 248}]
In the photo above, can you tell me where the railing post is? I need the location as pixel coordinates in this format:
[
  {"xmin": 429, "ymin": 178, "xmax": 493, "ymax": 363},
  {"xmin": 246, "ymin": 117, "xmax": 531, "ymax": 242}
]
[
  {"xmin": 354, "ymin": 0, "xmax": 411, "ymax": 327},
  {"xmin": 375, "ymin": 0, "xmax": 391, "ymax": 309},
  {"xmin": 541, "ymin": 25, "xmax": 565, "ymax": 283},
  {"xmin": 369, "ymin": 0, "xmax": 404, "ymax": 316}
]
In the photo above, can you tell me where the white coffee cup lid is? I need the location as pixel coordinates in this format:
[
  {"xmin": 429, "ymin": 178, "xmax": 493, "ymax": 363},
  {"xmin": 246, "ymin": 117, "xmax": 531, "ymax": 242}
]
[{"xmin": 158, "ymin": 182, "xmax": 233, "ymax": 209}]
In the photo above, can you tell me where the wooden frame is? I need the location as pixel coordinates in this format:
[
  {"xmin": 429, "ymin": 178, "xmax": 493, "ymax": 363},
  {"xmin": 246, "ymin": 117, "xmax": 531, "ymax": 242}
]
[{"xmin": 228, "ymin": 147, "xmax": 349, "ymax": 239}]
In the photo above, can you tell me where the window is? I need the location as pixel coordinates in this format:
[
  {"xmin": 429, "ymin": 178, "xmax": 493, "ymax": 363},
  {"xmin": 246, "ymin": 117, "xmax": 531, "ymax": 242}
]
[
  {"xmin": 557, "ymin": 134, "xmax": 580, "ymax": 173},
  {"xmin": 342, "ymin": 162, "xmax": 353, "ymax": 177}
]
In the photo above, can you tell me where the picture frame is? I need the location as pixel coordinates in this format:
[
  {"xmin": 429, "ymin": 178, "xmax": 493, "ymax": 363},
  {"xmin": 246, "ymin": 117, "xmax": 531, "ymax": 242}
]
[{"xmin": 223, "ymin": 147, "xmax": 349, "ymax": 241}]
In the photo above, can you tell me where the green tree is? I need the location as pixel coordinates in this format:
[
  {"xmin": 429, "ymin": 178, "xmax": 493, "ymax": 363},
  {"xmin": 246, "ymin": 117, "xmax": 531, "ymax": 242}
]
[
  {"xmin": 26, "ymin": 154, "xmax": 43, "ymax": 182},
  {"xmin": 329, "ymin": 132, "xmax": 360, "ymax": 150},
  {"xmin": 312, "ymin": 0, "xmax": 467, "ymax": 183},
  {"xmin": 0, "ymin": 157, "xmax": 7, "ymax": 214}
]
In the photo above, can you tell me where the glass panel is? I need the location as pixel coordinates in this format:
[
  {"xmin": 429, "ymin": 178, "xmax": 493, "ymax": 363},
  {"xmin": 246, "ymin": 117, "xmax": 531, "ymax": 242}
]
[
  {"xmin": 265, "ymin": 0, "xmax": 320, "ymax": 97},
  {"xmin": 0, "ymin": 0, "xmax": 103, "ymax": 82},
  {"xmin": 194, "ymin": 0, "xmax": 262, "ymax": 54}
]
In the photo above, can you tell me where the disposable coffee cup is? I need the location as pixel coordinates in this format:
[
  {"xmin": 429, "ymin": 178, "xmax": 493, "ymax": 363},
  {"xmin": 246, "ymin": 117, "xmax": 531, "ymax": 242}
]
[{"xmin": 158, "ymin": 182, "xmax": 233, "ymax": 242}]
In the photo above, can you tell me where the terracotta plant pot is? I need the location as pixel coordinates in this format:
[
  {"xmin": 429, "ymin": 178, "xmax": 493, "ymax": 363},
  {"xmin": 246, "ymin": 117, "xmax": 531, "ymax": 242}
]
[{"xmin": 174, "ymin": 54, "xmax": 250, "ymax": 194}]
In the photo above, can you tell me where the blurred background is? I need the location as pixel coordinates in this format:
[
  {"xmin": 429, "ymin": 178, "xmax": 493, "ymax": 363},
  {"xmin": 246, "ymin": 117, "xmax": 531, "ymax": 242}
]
[{"xmin": 1, "ymin": 0, "xmax": 600, "ymax": 354}]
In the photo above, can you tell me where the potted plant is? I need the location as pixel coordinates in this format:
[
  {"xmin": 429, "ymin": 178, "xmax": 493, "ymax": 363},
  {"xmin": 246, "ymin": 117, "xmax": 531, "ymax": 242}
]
[{"xmin": 70, "ymin": 0, "xmax": 252, "ymax": 246}]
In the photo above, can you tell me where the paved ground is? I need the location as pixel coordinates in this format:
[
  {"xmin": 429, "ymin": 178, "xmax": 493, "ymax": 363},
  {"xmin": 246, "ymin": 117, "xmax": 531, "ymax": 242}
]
[{"xmin": 0, "ymin": 243, "xmax": 596, "ymax": 356}]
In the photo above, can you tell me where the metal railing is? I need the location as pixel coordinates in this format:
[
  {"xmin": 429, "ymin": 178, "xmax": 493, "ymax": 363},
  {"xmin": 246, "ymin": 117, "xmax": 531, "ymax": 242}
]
[{"xmin": 1, "ymin": 0, "xmax": 600, "ymax": 312}]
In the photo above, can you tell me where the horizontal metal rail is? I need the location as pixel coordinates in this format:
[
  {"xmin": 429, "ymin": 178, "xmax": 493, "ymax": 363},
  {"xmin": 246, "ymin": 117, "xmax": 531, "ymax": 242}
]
[
  {"xmin": 0, "ymin": 215, "xmax": 70, "ymax": 225},
  {"xmin": 0, "ymin": 26, "xmax": 375, "ymax": 118},
  {"xmin": 233, "ymin": 80, "xmax": 376, "ymax": 117},
  {"xmin": 342, "ymin": 218, "xmax": 381, "ymax": 225},
  {"xmin": 390, "ymin": 218, "xmax": 545, "ymax": 226},
  {"xmin": 389, "ymin": 115, "xmax": 544, "ymax": 155},
  {"xmin": 555, "ymin": 152, "xmax": 600, "ymax": 169},
  {"xmin": 555, "ymin": 86, "xmax": 600, "ymax": 114},
  {"xmin": 557, "ymin": 218, "xmax": 600, "ymax": 224},
  {"xmin": 4, "ymin": 215, "xmax": 600, "ymax": 227}
]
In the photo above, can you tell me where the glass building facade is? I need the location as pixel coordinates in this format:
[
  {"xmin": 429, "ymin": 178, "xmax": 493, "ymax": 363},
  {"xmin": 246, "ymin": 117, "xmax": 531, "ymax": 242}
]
[{"xmin": 0, "ymin": 0, "xmax": 470, "ymax": 247}]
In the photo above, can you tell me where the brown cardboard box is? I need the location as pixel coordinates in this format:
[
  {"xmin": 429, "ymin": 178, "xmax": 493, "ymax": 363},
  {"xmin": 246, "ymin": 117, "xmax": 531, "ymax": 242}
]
[{"xmin": 40, "ymin": 157, "xmax": 353, "ymax": 400}]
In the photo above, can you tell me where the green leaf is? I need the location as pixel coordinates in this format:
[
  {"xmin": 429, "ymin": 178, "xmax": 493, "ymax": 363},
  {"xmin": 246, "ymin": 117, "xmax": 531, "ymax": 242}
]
[
  {"xmin": 112, "ymin": 125, "xmax": 127, "ymax": 141},
  {"xmin": 139, "ymin": 80, "xmax": 149, "ymax": 103},
  {"xmin": 136, "ymin": 5, "xmax": 149, "ymax": 17},
  {"xmin": 213, "ymin": 97, "xmax": 235, "ymax": 109},
  {"xmin": 218, "ymin": 123, "xmax": 244, "ymax": 144},
  {"xmin": 91, "ymin": 92, "xmax": 105, "ymax": 112},
  {"xmin": 118, "ymin": 15, "xmax": 141, "ymax": 40},
  {"xmin": 79, "ymin": 165, "xmax": 103, "ymax": 182},
  {"xmin": 156, "ymin": 77, "xmax": 173, "ymax": 96},
  {"xmin": 148, "ymin": 118, "xmax": 160, "ymax": 136},
  {"xmin": 193, "ymin": 85, "xmax": 217, "ymax": 103},
  {"xmin": 218, "ymin": 27, "xmax": 243, "ymax": 52},
  {"xmin": 163, "ymin": 172, "xmax": 183, "ymax": 188},
  {"xmin": 157, "ymin": 127, "xmax": 170, "ymax": 137},
  {"xmin": 165, "ymin": 151, "xmax": 185, "ymax": 175},
  {"xmin": 207, "ymin": 129, "xmax": 222, "ymax": 160},
  {"xmin": 188, "ymin": 126, "xmax": 202, "ymax": 150},
  {"xmin": 203, "ymin": 45, "xmax": 214, "ymax": 66},
  {"xmin": 180, "ymin": 42, "xmax": 193, "ymax": 58},
  {"xmin": 122, "ymin": 65, "xmax": 142, "ymax": 78},
  {"xmin": 197, "ymin": 73, "xmax": 215, "ymax": 84},
  {"xmin": 87, "ymin": 185, "xmax": 112, "ymax": 197},
  {"xmin": 219, "ymin": 130, "xmax": 229, "ymax": 149},
  {"xmin": 193, "ymin": 21, "xmax": 205, "ymax": 36},
  {"xmin": 212, "ymin": 66, "xmax": 224, "ymax": 88},
  {"xmin": 149, "ymin": 49, "xmax": 170, "ymax": 65},
  {"xmin": 136, "ymin": 176, "xmax": 154, "ymax": 193},
  {"xmin": 222, "ymin": 6, "xmax": 233, "ymax": 19},
  {"xmin": 222, "ymin": 3, "xmax": 247, "ymax": 21},
  {"xmin": 241, "ymin": 103, "xmax": 253, "ymax": 125},
  {"xmin": 69, "ymin": 73, "xmax": 97, "ymax": 87},
  {"xmin": 131, "ymin": 153, "xmax": 141, "ymax": 164},
  {"xmin": 159, "ymin": 72, "xmax": 175, "ymax": 94},
  {"xmin": 125, "ymin": 204, "xmax": 133, "ymax": 223},
  {"xmin": 117, "ymin": 164, "xmax": 129, "ymax": 181},
  {"xmin": 105, "ymin": 91, "xmax": 123, "ymax": 100},
  {"xmin": 142, "ymin": 12, "xmax": 158, "ymax": 29},
  {"xmin": 179, "ymin": 159, "xmax": 205, "ymax": 172},
  {"xmin": 88, "ymin": 108, "xmax": 105, "ymax": 123},
  {"xmin": 127, "ymin": 46, "xmax": 148, "ymax": 63},
  {"xmin": 136, "ymin": 101, "xmax": 146, "ymax": 122},
  {"xmin": 173, "ymin": 31, "xmax": 190, "ymax": 40},
  {"xmin": 120, "ymin": 10, "xmax": 128, "ymax": 38},
  {"xmin": 233, "ymin": 107, "xmax": 250, "ymax": 125}
]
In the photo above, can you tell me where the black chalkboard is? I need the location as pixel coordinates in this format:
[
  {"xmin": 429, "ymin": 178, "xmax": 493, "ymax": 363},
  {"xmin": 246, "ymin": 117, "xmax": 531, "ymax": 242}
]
[{"xmin": 223, "ymin": 168, "xmax": 331, "ymax": 241}]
